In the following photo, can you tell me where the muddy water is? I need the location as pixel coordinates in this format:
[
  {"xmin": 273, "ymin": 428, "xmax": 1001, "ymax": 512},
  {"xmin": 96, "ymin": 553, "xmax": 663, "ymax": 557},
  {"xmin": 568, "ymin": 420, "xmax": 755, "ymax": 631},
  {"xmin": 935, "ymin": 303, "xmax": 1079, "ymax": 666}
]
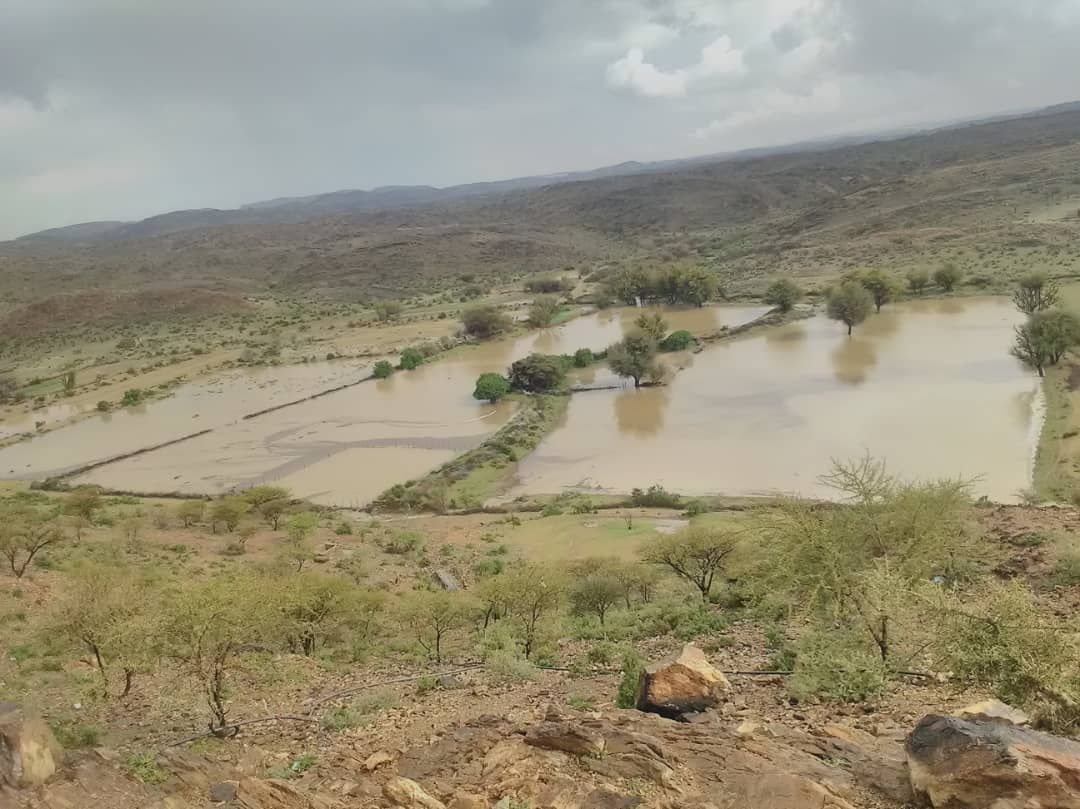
[
  {"xmin": 60, "ymin": 305, "xmax": 767, "ymax": 505},
  {"xmin": 513, "ymin": 298, "xmax": 1039, "ymax": 502}
]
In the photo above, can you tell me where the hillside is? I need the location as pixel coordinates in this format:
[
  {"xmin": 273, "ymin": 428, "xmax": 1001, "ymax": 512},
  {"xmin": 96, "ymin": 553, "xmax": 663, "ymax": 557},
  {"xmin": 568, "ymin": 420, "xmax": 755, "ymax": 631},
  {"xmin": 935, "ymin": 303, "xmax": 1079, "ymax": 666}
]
[{"xmin": 3, "ymin": 106, "xmax": 1080, "ymax": 316}]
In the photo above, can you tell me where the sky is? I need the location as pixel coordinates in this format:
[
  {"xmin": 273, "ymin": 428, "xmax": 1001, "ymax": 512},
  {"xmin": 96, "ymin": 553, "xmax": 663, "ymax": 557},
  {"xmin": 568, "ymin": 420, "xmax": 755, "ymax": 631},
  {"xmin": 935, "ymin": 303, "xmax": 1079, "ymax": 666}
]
[{"xmin": 2, "ymin": 0, "xmax": 1080, "ymax": 240}]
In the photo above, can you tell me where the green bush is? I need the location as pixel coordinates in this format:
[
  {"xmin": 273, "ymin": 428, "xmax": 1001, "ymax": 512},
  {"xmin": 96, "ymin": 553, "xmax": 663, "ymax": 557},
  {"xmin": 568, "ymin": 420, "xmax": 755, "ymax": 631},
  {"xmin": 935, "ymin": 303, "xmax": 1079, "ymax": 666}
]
[
  {"xmin": 616, "ymin": 650, "xmax": 644, "ymax": 708},
  {"xmin": 789, "ymin": 626, "xmax": 889, "ymax": 703},
  {"xmin": 573, "ymin": 348, "xmax": 594, "ymax": 368},
  {"xmin": 473, "ymin": 373, "xmax": 512, "ymax": 403},
  {"xmin": 399, "ymin": 348, "xmax": 424, "ymax": 370},
  {"xmin": 659, "ymin": 330, "xmax": 694, "ymax": 351},
  {"xmin": 630, "ymin": 484, "xmax": 682, "ymax": 509},
  {"xmin": 372, "ymin": 360, "xmax": 394, "ymax": 379}
]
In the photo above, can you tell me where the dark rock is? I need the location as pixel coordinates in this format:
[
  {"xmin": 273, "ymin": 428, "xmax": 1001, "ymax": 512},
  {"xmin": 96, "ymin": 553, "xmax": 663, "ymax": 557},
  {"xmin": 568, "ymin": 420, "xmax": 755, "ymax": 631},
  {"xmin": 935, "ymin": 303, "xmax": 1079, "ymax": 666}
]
[
  {"xmin": 523, "ymin": 722, "xmax": 605, "ymax": 757},
  {"xmin": 636, "ymin": 644, "xmax": 729, "ymax": 719},
  {"xmin": 583, "ymin": 787, "xmax": 642, "ymax": 808},
  {"xmin": 210, "ymin": 781, "xmax": 239, "ymax": 803},
  {"xmin": 907, "ymin": 713, "xmax": 1080, "ymax": 808}
]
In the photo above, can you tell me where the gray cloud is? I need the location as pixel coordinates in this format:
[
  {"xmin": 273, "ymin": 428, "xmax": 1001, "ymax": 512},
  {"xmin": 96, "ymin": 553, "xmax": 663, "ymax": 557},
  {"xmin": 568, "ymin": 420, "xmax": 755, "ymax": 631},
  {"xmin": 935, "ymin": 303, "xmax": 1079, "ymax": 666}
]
[{"xmin": 1, "ymin": 0, "xmax": 1079, "ymax": 238}]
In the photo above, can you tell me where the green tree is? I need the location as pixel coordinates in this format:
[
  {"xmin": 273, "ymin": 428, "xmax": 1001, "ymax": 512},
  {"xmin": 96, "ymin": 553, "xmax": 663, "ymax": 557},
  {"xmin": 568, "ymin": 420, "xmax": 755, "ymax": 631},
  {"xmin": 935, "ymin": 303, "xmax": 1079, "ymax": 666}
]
[
  {"xmin": 277, "ymin": 571, "xmax": 378, "ymax": 656},
  {"xmin": 641, "ymin": 525, "xmax": 738, "ymax": 601},
  {"xmin": 121, "ymin": 389, "xmax": 144, "ymax": 407},
  {"xmin": 568, "ymin": 559, "xmax": 624, "ymax": 625},
  {"xmin": 176, "ymin": 500, "xmax": 205, "ymax": 528},
  {"xmin": 508, "ymin": 354, "xmax": 566, "ymax": 393},
  {"xmin": 933, "ymin": 263, "xmax": 962, "ymax": 292},
  {"xmin": 607, "ymin": 332, "xmax": 658, "ymax": 388},
  {"xmin": 473, "ymin": 373, "xmax": 512, "ymax": 403},
  {"xmin": 659, "ymin": 330, "xmax": 694, "ymax": 351},
  {"xmin": 64, "ymin": 486, "xmax": 102, "ymax": 524},
  {"xmin": 861, "ymin": 270, "xmax": 896, "ymax": 313},
  {"xmin": 399, "ymin": 590, "xmax": 475, "ymax": 664},
  {"xmin": 462, "ymin": 305, "xmax": 513, "ymax": 339},
  {"xmin": 286, "ymin": 511, "xmax": 319, "ymax": 544},
  {"xmin": 528, "ymin": 296, "xmax": 561, "ymax": 327},
  {"xmin": 399, "ymin": 348, "xmax": 424, "ymax": 370},
  {"xmin": 1011, "ymin": 310, "xmax": 1080, "ymax": 377},
  {"xmin": 906, "ymin": 269, "xmax": 930, "ymax": 295},
  {"xmin": 826, "ymin": 282, "xmax": 873, "ymax": 336},
  {"xmin": 372, "ymin": 361, "xmax": 394, "ymax": 379},
  {"xmin": 210, "ymin": 497, "xmax": 249, "ymax": 534},
  {"xmin": 242, "ymin": 486, "xmax": 290, "ymax": 507},
  {"xmin": 1013, "ymin": 272, "xmax": 1061, "ymax": 315},
  {"xmin": 48, "ymin": 561, "xmax": 155, "ymax": 698},
  {"xmin": 763, "ymin": 279, "xmax": 804, "ymax": 313},
  {"xmin": 258, "ymin": 498, "xmax": 290, "ymax": 530},
  {"xmin": 0, "ymin": 507, "xmax": 64, "ymax": 579},
  {"xmin": 501, "ymin": 566, "xmax": 564, "ymax": 659},
  {"xmin": 635, "ymin": 312, "xmax": 668, "ymax": 342},
  {"xmin": 573, "ymin": 348, "xmax": 594, "ymax": 368}
]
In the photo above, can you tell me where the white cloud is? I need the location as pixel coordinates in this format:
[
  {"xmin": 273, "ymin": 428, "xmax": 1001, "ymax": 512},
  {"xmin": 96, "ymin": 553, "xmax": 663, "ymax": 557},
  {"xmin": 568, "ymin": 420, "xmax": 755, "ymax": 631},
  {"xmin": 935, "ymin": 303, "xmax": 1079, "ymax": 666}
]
[
  {"xmin": 606, "ymin": 35, "xmax": 745, "ymax": 99},
  {"xmin": 606, "ymin": 48, "xmax": 689, "ymax": 98}
]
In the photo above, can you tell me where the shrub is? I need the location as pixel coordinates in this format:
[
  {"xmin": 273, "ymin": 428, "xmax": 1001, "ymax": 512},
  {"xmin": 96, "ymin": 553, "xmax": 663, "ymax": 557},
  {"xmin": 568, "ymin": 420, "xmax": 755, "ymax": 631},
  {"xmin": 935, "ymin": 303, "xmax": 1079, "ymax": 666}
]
[
  {"xmin": 399, "ymin": 348, "xmax": 424, "ymax": 370},
  {"xmin": 630, "ymin": 484, "xmax": 681, "ymax": 508},
  {"xmin": 659, "ymin": 330, "xmax": 694, "ymax": 352},
  {"xmin": 96, "ymin": 400, "xmax": 111, "ymax": 412},
  {"xmin": 789, "ymin": 625, "xmax": 890, "ymax": 703},
  {"xmin": 528, "ymin": 295, "xmax": 561, "ymax": 327},
  {"xmin": 524, "ymin": 277, "xmax": 569, "ymax": 294},
  {"xmin": 763, "ymin": 279, "xmax": 804, "ymax": 312},
  {"xmin": 473, "ymin": 373, "xmax": 512, "ymax": 403},
  {"xmin": 120, "ymin": 388, "xmax": 144, "ymax": 406},
  {"xmin": 509, "ymin": 354, "xmax": 567, "ymax": 393},
  {"xmin": 616, "ymin": 650, "xmax": 644, "ymax": 708},
  {"xmin": 372, "ymin": 361, "xmax": 394, "ymax": 379},
  {"xmin": 462, "ymin": 305, "xmax": 513, "ymax": 339},
  {"xmin": 573, "ymin": 348, "xmax": 594, "ymax": 367}
]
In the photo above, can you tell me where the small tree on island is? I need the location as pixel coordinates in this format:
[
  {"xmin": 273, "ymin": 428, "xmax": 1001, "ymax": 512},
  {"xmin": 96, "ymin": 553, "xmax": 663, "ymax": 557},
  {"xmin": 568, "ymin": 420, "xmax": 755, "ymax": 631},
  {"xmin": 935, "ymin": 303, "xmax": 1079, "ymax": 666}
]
[
  {"xmin": 763, "ymin": 279, "xmax": 804, "ymax": 313},
  {"xmin": 508, "ymin": 354, "xmax": 567, "ymax": 393},
  {"xmin": 1013, "ymin": 272, "xmax": 1061, "ymax": 315},
  {"xmin": 826, "ymin": 282, "xmax": 873, "ymax": 336},
  {"xmin": 473, "ymin": 373, "xmax": 511, "ymax": 403},
  {"xmin": 608, "ymin": 332, "xmax": 658, "ymax": 388},
  {"xmin": 933, "ymin": 263, "xmax": 962, "ymax": 292},
  {"xmin": 1010, "ymin": 310, "xmax": 1080, "ymax": 377},
  {"xmin": 861, "ymin": 270, "xmax": 897, "ymax": 313},
  {"xmin": 399, "ymin": 348, "xmax": 424, "ymax": 370}
]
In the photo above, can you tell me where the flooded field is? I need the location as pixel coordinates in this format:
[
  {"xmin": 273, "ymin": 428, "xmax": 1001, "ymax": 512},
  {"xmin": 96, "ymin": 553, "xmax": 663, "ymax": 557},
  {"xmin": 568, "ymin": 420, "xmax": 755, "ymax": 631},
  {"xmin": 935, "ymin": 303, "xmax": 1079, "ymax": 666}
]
[
  {"xmin": 513, "ymin": 298, "xmax": 1039, "ymax": 502},
  {"xmin": 13, "ymin": 305, "xmax": 767, "ymax": 505}
]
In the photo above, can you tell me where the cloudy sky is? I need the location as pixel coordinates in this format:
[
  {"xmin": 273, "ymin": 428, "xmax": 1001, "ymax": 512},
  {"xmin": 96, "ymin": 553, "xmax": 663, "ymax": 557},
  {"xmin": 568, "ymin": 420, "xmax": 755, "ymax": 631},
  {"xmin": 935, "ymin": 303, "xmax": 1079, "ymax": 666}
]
[{"xmin": 2, "ymin": 0, "xmax": 1080, "ymax": 239}]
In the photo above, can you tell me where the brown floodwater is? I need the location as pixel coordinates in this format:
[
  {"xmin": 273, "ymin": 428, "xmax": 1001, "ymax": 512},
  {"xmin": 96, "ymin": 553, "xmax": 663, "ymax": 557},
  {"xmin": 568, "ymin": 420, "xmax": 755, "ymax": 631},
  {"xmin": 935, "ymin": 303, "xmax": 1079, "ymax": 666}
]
[
  {"xmin": 37, "ymin": 305, "xmax": 767, "ymax": 505},
  {"xmin": 512, "ymin": 298, "xmax": 1040, "ymax": 503}
]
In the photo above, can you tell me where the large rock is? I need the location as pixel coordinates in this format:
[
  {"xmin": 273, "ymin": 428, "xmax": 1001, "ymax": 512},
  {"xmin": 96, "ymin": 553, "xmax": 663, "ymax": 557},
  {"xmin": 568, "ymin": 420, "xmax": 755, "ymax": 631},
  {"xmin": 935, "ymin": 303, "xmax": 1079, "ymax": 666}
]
[
  {"xmin": 383, "ymin": 776, "xmax": 447, "ymax": 809},
  {"xmin": 636, "ymin": 644, "xmax": 729, "ymax": 719},
  {"xmin": 0, "ymin": 703, "xmax": 63, "ymax": 788},
  {"xmin": 523, "ymin": 723, "xmax": 606, "ymax": 757},
  {"xmin": 907, "ymin": 714, "xmax": 1080, "ymax": 808}
]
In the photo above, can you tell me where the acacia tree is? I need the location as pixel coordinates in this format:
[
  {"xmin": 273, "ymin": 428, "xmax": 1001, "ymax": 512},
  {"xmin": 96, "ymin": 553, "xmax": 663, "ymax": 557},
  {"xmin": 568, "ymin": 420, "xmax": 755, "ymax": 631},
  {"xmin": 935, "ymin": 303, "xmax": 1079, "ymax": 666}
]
[
  {"xmin": 607, "ymin": 332, "xmax": 658, "ymax": 388},
  {"xmin": 635, "ymin": 312, "xmax": 669, "ymax": 342},
  {"xmin": 641, "ymin": 525, "xmax": 739, "ymax": 601},
  {"xmin": 933, "ymin": 263, "xmax": 962, "ymax": 292},
  {"xmin": 163, "ymin": 572, "xmax": 272, "ymax": 733},
  {"xmin": 826, "ymin": 282, "xmax": 873, "ymax": 336},
  {"xmin": 176, "ymin": 500, "xmax": 205, "ymax": 528},
  {"xmin": 1013, "ymin": 272, "xmax": 1061, "ymax": 315},
  {"xmin": 0, "ymin": 510, "xmax": 64, "ymax": 578},
  {"xmin": 861, "ymin": 271, "xmax": 897, "ymax": 313},
  {"xmin": 568, "ymin": 558, "xmax": 624, "ymax": 625},
  {"xmin": 49, "ymin": 562, "xmax": 154, "ymax": 698},
  {"xmin": 499, "ymin": 566, "xmax": 564, "ymax": 659},
  {"xmin": 1011, "ymin": 310, "xmax": 1080, "ymax": 377},
  {"xmin": 399, "ymin": 590, "xmax": 475, "ymax": 663},
  {"xmin": 462, "ymin": 305, "xmax": 513, "ymax": 339},
  {"xmin": 278, "ymin": 571, "xmax": 380, "ymax": 656},
  {"xmin": 763, "ymin": 279, "xmax": 804, "ymax": 313}
]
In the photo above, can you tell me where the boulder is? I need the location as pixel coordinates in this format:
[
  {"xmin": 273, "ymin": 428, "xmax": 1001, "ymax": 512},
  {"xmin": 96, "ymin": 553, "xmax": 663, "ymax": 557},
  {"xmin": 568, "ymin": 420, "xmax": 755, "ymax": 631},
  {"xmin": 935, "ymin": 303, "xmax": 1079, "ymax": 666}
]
[
  {"xmin": 210, "ymin": 781, "xmax": 239, "ymax": 803},
  {"xmin": 0, "ymin": 703, "xmax": 63, "ymax": 788},
  {"xmin": 907, "ymin": 713, "xmax": 1080, "ymax": 808},
  {"xmin": 636, "ymin": 644, "xmax": 729, "ymax": 719},
  {"xmin": 954, "ymin": 699, "xmax": 1030, "ymax": 726},
  {"xmin": 364, "ymin": 750, "xmax": 393, "ymax": 771},
  {"xmin": 384, "ymin": 776, "xmax": 447, "ymax": 809},
  {"xmin": 523, "ymin": 723, "xmax": 605, "ymax": 758}
]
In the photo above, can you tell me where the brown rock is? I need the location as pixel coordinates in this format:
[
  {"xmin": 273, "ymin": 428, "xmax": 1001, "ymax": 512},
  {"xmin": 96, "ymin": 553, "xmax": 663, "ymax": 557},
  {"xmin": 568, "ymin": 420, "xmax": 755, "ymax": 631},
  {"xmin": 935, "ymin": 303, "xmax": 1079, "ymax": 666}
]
[
  {"xmin": 907, "ymin": 714, "xmax": 1080, "ymax": 808},
  {"xmin": 819, "ymin": 723, "xmax": 912, "ymax": 803},
  {"xmin": 364, "ymin": 750, "xmax": 393, "ymax": 771},
  {"xmin": 448, "ymin": 794, "xmax": 487, "ymax": 809},
  {"xmin": 523, "ymin": 723, "xmax": 605, "ymax": 758},
  {"xmin": 583, "ymin": 788, "xmax": 642, "ymax": 809},
  {"xmin": 636, "ymin": 644, "xmax": 729, "ymax": 719},
  {"xmin": 0, "ymin": 703, "xmax": 63, "ymax": 788},
  {"xmin": 384, "ymin": 776, "xmax": 447, "ymax": 809},
  {"xmin": 235, "ymin": 777, "xmax": 341, "ymax": 809},
  {"xmin": 729, "ymin": 773, "xmax": 856, "ymax": 809},
  {"xmin": 954, "ymin": 699, "xmax": 1031, "ymax": 726}
]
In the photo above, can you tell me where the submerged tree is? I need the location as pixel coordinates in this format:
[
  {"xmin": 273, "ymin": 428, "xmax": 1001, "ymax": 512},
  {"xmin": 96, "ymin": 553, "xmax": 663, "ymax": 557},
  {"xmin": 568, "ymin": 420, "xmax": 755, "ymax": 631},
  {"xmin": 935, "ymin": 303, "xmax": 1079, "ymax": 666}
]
[
  {"xmin": 826, "ymin": 282, "xmax": 873, "ymax": 336},
  {"xmin": 861, "ymin": 270, "xmax": 897, "ymax": 313},
  {"xmin": 607, "ymin": 332, "xmax": 658, "ymax": 388},
  {"xmin": 473, "ymin": 372, "xmax": 511, "ymax": 403},
  {"xmin": 906, "ymin": 269, "xmax": 930, "ymax": 295},
  {"xmin": 763, "ymin": 279, "xmax": 804, "ymax": 313},
  {"xmin": 933, "ymin": 263, "xmax": 962, "ymax": 292}
]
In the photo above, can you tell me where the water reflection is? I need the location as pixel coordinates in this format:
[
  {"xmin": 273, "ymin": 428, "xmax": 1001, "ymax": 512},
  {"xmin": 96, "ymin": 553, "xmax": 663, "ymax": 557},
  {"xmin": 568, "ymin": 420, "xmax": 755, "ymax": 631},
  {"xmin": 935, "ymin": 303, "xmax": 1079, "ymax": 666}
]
[
  {"xmin": 613, "ymin": 387, "xmax": 670, "ymax": 437},
  {"xmin": 830, "ymin": 337, "xmax": 880, "ymax": 385}
]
